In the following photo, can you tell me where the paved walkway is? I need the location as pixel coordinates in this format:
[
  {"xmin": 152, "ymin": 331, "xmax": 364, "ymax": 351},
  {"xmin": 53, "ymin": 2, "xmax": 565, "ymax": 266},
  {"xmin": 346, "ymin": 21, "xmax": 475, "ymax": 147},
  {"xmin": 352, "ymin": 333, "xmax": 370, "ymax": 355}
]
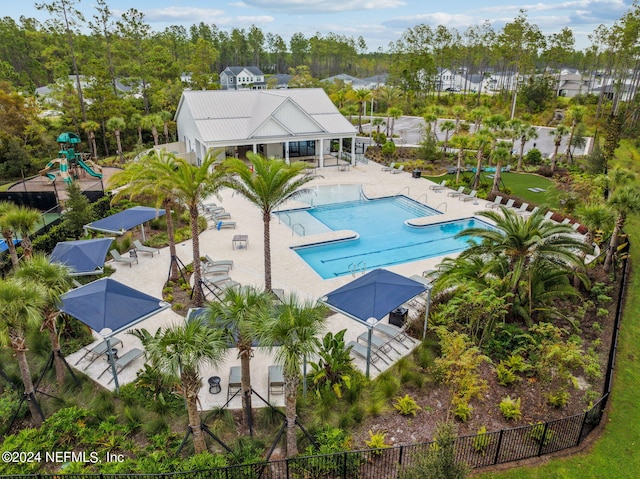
[{"xmin": 67, "ymin": 160, "xmax": 501, "ymax": 411}]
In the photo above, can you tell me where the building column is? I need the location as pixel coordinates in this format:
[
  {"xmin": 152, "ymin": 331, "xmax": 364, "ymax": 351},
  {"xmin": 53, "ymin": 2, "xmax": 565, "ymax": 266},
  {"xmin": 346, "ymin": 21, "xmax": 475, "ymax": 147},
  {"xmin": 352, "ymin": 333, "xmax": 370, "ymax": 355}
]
[
  {"xmin": 319, "ymin": 139, "xmax": 324, "ymax": 168},
  {"xmin": 351, "ymin": 136, "xmax": 356, "ymax": 165},
  {"xmin": 284, "ymin": 141, "xmax": 290, "ymax": 164},
  {"xmin": 338, "ymin": 139, "xmax": 343, "ymax": 165},
  {"xmin": 253, "ymin": 144, "xmax": 257, "ymax": 154}
]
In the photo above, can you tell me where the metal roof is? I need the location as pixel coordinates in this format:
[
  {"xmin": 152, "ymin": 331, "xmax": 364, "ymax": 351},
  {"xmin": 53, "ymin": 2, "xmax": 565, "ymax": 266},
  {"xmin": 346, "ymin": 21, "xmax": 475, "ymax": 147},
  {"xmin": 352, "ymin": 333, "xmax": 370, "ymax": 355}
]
[{"xmin": 177, "ymin": 89, "xmax": 356, "ymax": 145}]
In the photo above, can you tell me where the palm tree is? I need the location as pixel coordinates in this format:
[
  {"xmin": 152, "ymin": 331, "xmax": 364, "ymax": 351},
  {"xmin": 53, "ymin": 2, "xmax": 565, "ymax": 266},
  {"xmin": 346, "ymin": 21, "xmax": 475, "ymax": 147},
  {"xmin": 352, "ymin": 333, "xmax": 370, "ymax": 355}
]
[
  {"xmin": 14, "ymin": 254, "xmax": 73, "ymax": 385},
  {"xmin": 458, "ymin": 207, "xmax": 589, "ymax": 324},
  {"xmin": 141, "ymin": 113, "xmax": 163, "ymax": 146},
  {"xmin": 205, "ymin": 285, "xmax": 272, "ymax": 434},
  {"xmin": 439, "ymin": 120, "xmax": 456, "ymax": 159},
  {"xmin": 468, "ymin": 106, "xmax": 489, "ymax": 132},
  {"xmin": 604, "ymin": 185, "xmax": 640, "ymax": 272},
  {"xmin": 491, "ymin": 145, "xmax": 511, "ymax": 195},
  {"xmin": 348, "ymin": 88, "xmax": 372, "ymax": 134},
  {"xmin": 565, "ymin": 105, "xmax": 586, "ymax": 161},
  {"xmin": 81, "ymin": 120, "xmax": 100, "ymax": 159},
  {"xmin": 0, "ymin": 201, "xmax": 21, "ymax": 268},
  {"xmin": 372, "ymin": 117, "xmax": 386, "ymax": 145},
  {"xmin": 166, "ymin": 152, "xmax": 226, "ymax": 305},
  {"xmin": 130, "ymin": 113, "xmax": 144, "ymax": 144},
  {"xmin": 131, "ymin": 320, "xmax": 228, "ymax": 454},
  {"xmin": 517, "ymin": 124, "xmax": 538, "ymax": 171},
  {"xmin": 10, "ymin": 205, "xmax": 41, "ymax": 260},
  {"xmin": 387, "ymin": 107, "xmax": 403, "ymax": 138},
  {"xmin": 106, "ymin": 116, "xmax": 126, "ymax": 164},
  {"xmin": 256, "ymin": 293, "xmax": 328, "ymax": 457},
  {"xmin": 450, "ymin": 135, "xmax": 470, "ymax": 184},
  {"xmin": 222, "ymin": 153, "xmax": 317, "ymax": 292},
  {"xmin": 0, "ymin": 277, "xmax": 47, "ymax": 426},
  {"xmin": 452, "ymin": 105, "xmax": 466, "ymax": 133},
  {"xmin": 109, "ymin": 150, "xmax": 182, "ymax": 281},
  {"xmin": 471, "ymin": 129, "xmax": 493, "ymax": 190},
  {"xmin": 160, "ymin": 110, "xmax": 173, "ymax": 143},
  {"xmin": 549, "ymin": 125, "xmax": 569, "ymax": 174}
]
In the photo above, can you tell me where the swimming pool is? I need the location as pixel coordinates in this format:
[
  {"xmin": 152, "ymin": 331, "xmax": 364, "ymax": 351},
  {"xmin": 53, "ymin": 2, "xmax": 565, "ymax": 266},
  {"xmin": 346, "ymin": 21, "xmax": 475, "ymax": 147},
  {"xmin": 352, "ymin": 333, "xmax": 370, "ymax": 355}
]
[{"xmin": 280, "ymin": 195, "xmax": 493, "ymax": 278}]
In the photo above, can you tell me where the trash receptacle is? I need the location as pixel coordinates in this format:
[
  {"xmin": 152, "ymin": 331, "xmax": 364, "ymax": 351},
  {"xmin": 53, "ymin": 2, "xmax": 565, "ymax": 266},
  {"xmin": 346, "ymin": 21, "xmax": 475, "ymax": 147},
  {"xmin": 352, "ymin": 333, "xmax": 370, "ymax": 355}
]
[{"xmin": 412, "ymin": 169, "xmax": 422, "ymax": 178}]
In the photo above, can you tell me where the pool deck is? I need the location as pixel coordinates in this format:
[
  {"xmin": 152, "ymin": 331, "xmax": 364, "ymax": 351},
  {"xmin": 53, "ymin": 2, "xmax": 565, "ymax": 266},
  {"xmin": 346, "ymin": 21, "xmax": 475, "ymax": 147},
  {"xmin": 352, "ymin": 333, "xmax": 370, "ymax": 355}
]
[{"xmin": 66, "ymin": 160, "xmax": 502, "ymax": 410}]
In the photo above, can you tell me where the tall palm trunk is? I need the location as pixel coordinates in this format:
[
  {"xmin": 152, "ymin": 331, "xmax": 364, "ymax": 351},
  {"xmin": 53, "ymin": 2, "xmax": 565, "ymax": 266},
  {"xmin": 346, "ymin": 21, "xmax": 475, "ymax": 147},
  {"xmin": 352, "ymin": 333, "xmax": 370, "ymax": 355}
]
[
  {"xmin": 284, "ymin": 373, "xmax": 300, "ymax": 457},
  {"xmin": 15, "ymin": 345, "xmax": 42, "ymax": 427},
  {"xmin": 165, "ymin": 201, "xmax": 179, "ymax": 281},
  {"xmin": 21, "ymin": 235, "xmax": 33, "ymax": 259},
  {"xmin": 517, "ymin": 140, "xmax": 526, "ymax": 171},
  {"xmin": 604, "ymin": 216, "xmax": 624, "ymax": 272},
  {"xmin": 551, "ymin": 142, "xmax": 561, "ymax": 174},
  {"xmin": 263, "ymin": 211, "xmax": 273, "ymax": 292},
  {"xmin": 45, "ymin": 313, "xmax": 66, "ymax": 384},
  {"xmin": 183, "ymin": 373, "xmax": 207, "ymax": 453},
  {"xmin": 152, "ymin": 126, "xmax": 159, "ymax": 146},
  {"xmin": 239, "ymin": 344, "xmax": 254, "ymax": 434},
  {"xmin": 190, "ymin": 205, "xmax": 204, "ymax": 306},
  {"xmin": 473, "ymin": 150, "xmax": 484, "ymax": 190},
  {"xmin": 2, "ymin": 229, "xmax": 19, "ymax": 268},
  {"xmin": 455, "ymin": 148, "xmax": 463, "ymax": 184},
  {"xmin": 492, "ymin": 158, "xmax": 503, "ymax": 195},
  {"xmin": 115, "ymin": 131, "xmax": 124, "ymax": 164}
]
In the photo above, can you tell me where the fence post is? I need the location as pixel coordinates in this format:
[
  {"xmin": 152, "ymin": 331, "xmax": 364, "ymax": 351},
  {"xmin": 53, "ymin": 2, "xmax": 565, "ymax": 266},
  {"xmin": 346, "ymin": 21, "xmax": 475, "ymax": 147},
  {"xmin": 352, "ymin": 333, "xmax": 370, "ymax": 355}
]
[
  {"xmin": 493, "ymin": 429, "xmax": 504, "ymax": 465},
  {"xmin": 342, "ymin": 451, "xmax": 348, "ymax": 479},
  {"xmin": 577, "ymin": 410, "xmax": 589, "ymax": 446},
  {"xmin": 398, "ymin": 444, "xmax": 404, "ymax": 466},
  {"xmin": 286, "ymin": 457, "xmax": 290, "ymax": 479},
  {"xmin": 537, "ymin": 422, "xmax": 550, "ymax": 456}
]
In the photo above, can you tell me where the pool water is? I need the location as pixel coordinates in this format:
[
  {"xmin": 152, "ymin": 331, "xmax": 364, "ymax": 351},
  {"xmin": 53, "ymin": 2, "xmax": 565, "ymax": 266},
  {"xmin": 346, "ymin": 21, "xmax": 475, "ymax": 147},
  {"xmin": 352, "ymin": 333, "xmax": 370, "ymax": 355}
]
[{"xmin": 283, "ymin": 196, "xmax": 492, "ymax": 278}]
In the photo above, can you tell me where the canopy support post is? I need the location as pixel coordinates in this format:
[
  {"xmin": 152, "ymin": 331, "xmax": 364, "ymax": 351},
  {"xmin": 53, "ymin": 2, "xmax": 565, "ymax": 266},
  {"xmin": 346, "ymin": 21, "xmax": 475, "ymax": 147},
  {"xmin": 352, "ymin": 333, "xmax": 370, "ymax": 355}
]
[
  {"xmin": 365, "ymin": 326, "xmax": 373, "ymax": 379},
  {"xmin": 422, "ymin": 285, "xmax": 433, "ymax": 340},
  {"xmin": 106, "ymin": 337, "xmax": 120, "ymax": 393}
]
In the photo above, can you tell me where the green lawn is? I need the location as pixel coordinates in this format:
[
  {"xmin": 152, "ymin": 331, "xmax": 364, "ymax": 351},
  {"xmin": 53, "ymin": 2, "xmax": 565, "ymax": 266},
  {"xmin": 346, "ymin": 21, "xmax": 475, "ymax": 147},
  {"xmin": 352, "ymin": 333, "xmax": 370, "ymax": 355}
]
[{"xmin": 422, "ymin": 172, "xmax": 560, "ymax": 210}]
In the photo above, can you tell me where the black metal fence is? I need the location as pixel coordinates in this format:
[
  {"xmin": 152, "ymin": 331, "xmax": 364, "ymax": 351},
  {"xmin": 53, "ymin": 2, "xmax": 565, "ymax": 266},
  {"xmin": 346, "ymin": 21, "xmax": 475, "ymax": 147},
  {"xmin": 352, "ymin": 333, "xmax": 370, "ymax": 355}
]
[{"xmin": 0, "ymin": 251, "xmax": 629, "ymax": 479}]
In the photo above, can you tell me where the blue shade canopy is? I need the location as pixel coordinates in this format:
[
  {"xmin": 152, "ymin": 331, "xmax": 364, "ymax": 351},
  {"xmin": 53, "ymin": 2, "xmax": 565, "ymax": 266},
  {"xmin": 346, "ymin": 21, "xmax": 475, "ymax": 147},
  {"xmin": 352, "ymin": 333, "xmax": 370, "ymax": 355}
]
[
  {"xmin": 0, "ymin": 239, "xmax": 20, "ymax": 253},
  {"xmin": 84, "ymin": 206, "xmax": 165, "ymax": 235},
  {"xmin": 60, "ymin": 278, "xmax": 170, "ymax": 338},
  {"xmin": 321, "ymin": 269, "xmax": 427, "ymax": 324},
  {"xmin": 50, "ymin": 238, "xmax": 114, "ymax": 276}
]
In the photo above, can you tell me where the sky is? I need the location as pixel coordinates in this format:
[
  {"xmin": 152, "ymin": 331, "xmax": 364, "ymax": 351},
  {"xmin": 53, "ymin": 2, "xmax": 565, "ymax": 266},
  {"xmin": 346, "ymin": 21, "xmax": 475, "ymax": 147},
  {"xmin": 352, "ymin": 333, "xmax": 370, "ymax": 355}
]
[{"xmin": 5, "ymin": 0, "xmax": 635, "ymax": 52}]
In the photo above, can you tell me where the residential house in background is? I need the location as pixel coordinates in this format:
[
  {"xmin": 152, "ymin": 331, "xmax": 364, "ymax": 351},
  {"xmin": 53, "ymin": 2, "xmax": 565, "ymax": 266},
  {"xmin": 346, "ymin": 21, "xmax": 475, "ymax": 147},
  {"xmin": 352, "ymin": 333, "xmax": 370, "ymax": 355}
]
[{"xmin": 220, "ymin": 66, "xmax": 266, "ymax": 90}]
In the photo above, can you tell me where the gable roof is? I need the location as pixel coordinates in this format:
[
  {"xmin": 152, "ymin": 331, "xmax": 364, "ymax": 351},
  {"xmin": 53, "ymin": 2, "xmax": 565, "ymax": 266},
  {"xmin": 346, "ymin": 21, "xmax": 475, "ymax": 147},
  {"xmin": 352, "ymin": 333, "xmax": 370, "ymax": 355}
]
[
  {"xmin": 175, "ymin": 89, "xmax": 356, "ymax": 144},
  {"xmin": 222, "ymin": 66, "xmax": 264, "ymax": 76}
]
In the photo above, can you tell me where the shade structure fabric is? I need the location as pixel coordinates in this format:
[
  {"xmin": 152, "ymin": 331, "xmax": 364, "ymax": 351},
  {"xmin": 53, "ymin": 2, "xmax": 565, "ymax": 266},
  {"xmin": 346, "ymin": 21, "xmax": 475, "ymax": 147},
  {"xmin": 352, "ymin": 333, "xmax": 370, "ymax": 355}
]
[
  {"xmin": 322, "ymin": 269, "xmax": 427, "ymax": 324},
  {"xmin": 60, "ymin": 277, "xmax": 170, "ymax": 338},
  {"xmin": 50, "ymin": 238, "xmax": 114, "ymax": 276},
  {"xmin": 84, "ymin": 206, "xmax": 165, "ymax": 235}
]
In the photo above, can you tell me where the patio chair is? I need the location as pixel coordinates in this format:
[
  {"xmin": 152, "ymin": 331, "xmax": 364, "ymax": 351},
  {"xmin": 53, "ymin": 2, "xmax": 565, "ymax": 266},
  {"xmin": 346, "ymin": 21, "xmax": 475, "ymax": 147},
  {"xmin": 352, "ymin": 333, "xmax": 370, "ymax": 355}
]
[
  {"xmin": 213, "ymin": 212, "xmax": 231, "ymax": 220},
  {"xmin": 214, "ymin": 221, "xmax": 236, "ymax": 230},
  {"xmin": 268, "ymin": 365, "xmax": 285, "ymax": 402},
  {"xmin": 358, "ymin": 331, "xmax": 398, "ymax": 355},
  {"xmin": 429, "ymin": 180, "xmax": 448, "ymax": 191},
  {"xmin": 110, "ymin": 249, "xmax": 138, "ymax": 267},
  {"xmin": 502, "ymin": 199, "xmax": 515, "ymax": 209},
  {"xmin": 228, "ymin": 366, "xmax": 241, "ymax": 400},
  {"xmin": 201, "ymin": 261, "xmax": 231, "ymax": 275},
  {"xmin": 572, "ymin": 222, "xmax": 582, "ymax": 231},
  {"xmin": 381, "ymin": 162, "xmax": 396, "ymax": 171},
  {"xmin": 486, "ymin": 196, "xmax": 503, "ymax": 208},
  {"xmin": 133, "ymin": 239, "xmax": 160, "ymax": 257},
  {"xmin": 98, "ymin": 348, "xmax": 145, "ymax": 382},
  {"xmin": 374, "ymin": 323, "xmax": 414, "ymax": 350},
  {"xmin": 205, "ymin": 254, "xmax": 234, "ymax": 269},
  {"xmin": 390, "ymin": 165, "xmax": 405, "ymax": 174},
  {"xmin": 513, "ymin": 203, "xmax": 529, "ymax": 214},
  {"xmin": 74, "ymin": 338, "xmax": 123, "ymax": 368},
  {"xmin": 561, "ymin": 218, "xmax": 571, "ymax": 225},
  {"xmin": 459, "ymin": 190, "xmax": 478, "ymax": 202},
  {"xmin": 519, "ymin": 206, "xmax": 540, "ymax": 218},
  {"xmin": 447, "ymin": 186, "xmax": 466, "ymax": 198},
  {"xmin": 347, "ymin": 341, "xmax": 382, "ymax": 372},
  {"xmin": 544, "ymin": 211, "xmax": 554, "ymax": 221}
]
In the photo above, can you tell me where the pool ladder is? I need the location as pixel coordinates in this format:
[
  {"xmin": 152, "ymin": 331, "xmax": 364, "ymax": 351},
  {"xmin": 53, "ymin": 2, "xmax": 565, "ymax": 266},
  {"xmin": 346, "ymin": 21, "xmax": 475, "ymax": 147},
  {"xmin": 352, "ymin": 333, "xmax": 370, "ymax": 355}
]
[
  {"xmin": 435, "ymin": 201, "xmax": 448, "ymax": 212},
  {"xmin": 292, "ymin": 223, "xmax": 305, "ymax": 236},
  {"xmin": 349, "ymin": 261, "xmax": 366, "ymax": 277}
]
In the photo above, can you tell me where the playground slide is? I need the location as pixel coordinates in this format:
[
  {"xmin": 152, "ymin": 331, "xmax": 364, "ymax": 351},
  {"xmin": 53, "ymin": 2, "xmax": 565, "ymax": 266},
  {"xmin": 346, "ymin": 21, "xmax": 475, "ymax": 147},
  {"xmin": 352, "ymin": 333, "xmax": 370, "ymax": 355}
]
[
  {"xmin": 45, "ymin": 172, "xmax": 56, "ymax": 182},
  {"xmin": 76, "ymin": 158, "xmax": 103, "ymax": 179},
  {"xmin": 39, "ymin": 159, "xmax": 72, "ymax": 185}
]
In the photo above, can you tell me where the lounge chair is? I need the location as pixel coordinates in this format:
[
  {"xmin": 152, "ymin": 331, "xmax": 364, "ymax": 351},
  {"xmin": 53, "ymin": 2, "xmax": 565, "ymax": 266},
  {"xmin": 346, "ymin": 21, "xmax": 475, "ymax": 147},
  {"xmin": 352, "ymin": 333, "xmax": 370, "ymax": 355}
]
[
  {"xmin": 133, "ymin": 239, "xmax": 160, "ymax": 257},
  {"xmin": 346, "ymin": 341, "xmax": 382, "ymax": 372},
  {"xmin": 544, "ymin": 211, "xmax": 554, "ymax": 221},
  {"xmin": 374, "ymin": 323, "xmax": 414, "ymax": 350},
  {"xmin": 213, "ymin": 212, "xmax": 231, "ymax": 220},
  {"xmin": 447, "ymin": 186, "xmax": 466, "ymax": 198},
  {"xmin": 98, "ymin": 347, "xmax": 145, "ymax": 382},
  {"xmin": 519, "ymin": 206, "xmax": 540, "ymax": 218},
  {"xmin": 74, "ymin": 338, "xmax": 123, "ymax": 368},
  {"xmin": 429, "ymin": 180, "xmax": 448, "ymax": 191},
  {"xmin": 513, "ymin": 203, "xmax": 529, "ymax": 214},
  {"xmin": 390, "ymin": 165, "xmax": 405, "ymax": 174},
  {"xmin": 561, "ymin": 218, "xmax": 571, "ymax": 225},
  {"xmin": 486, "ymin": 196, "xmax": 503, "ymax": 208},
  {"xmin": 201, "ymin": 262, "xmax": 231, "ymax": 275},
  {"xmin": 459, "ymin": 190, "xmax": 478, "ymax": 202},
  {"xmin": 214, "ymin": 221, "xmax": 236, "ymax": 230},
  {"xmin": 228, "ymin": 366, "xmax": 241, "ymax": 400},
  {"xmin": 358, "ymin": 331, "xmax": 398, "ymax": 355},
  {"xmin": 381, "ymin": 162, "xmax": 396, "ymax": 171},
  {"xmin": 205, "ymin": 254, "xmax": 233, "ymax": 269},
  {"xmin": 572, "ymin": 222, "xmax": 581, "ymax": 231},
  {"xmin": 502, "ymin": 199, "xmax": 515, "ymax": 209},
  {"xmin": 268, "ymin": 365, "xmax": 285, "ymax": 402},
  {"xmin": 110, "ymin": 249, "xmax": 138, "ymax": 267}
]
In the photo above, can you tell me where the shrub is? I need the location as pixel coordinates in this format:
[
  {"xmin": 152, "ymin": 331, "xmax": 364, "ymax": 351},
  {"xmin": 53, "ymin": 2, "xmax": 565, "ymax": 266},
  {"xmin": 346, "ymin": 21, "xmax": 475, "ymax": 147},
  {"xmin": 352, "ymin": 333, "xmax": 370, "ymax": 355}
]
[
  {"xmin": 529, "ymin": 422, "xmax": 554, "ymax": 446},
  {"xmin": 365, "ymin": 430, "xmax": 390, "ymax": 454},
  {"xmin": 453, "ymin": 401, "xmax": 473, "ymax": 422},
  {"xmin": 499, "ymin": 396, "xmax": 522, "ymax": 421},
  {"xmin": 496, "ymin": 362, "xmax": 518, "ymax": 386},
  {"xmin": 546, "ymin": 390, "xmax": 570, "ymax": 408},
  {"xmin": 473, "ymin": 425, "xmax": 492, "ymax": 455},
  {"xmin": 394, "ymin": 394, "xmax": 422, "ymax": 416}
]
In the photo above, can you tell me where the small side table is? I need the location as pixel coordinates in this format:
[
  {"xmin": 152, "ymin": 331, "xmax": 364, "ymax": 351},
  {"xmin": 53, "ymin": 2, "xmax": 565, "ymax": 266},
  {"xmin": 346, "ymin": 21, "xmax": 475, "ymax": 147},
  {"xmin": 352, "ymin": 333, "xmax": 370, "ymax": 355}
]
[
  {"xmin": 129, "ymin": 249, "xmax": 138, "ymax": 260},
  {"xmin": 208, "ymin": 376, "xmax": 221, "ymax": 394},
  {"xmin": 232, "ymin": 235, "xmax": 248, "ymax": 249}
]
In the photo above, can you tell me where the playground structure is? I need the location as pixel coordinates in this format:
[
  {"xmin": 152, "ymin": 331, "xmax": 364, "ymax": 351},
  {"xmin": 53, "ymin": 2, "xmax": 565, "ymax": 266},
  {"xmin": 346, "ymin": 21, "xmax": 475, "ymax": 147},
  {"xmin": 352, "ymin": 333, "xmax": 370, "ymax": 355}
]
[{"xmin": 39, "ymin": 132, "xmax": 103, "ymax": 185}]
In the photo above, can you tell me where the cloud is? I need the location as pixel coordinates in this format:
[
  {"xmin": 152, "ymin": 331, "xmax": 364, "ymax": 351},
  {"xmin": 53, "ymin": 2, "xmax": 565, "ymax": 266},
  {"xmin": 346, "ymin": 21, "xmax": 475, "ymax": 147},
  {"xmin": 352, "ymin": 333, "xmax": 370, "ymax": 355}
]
[
  {"xmin": 383, "ymin": 13, "xmax": 476, "ymax": 30},
  {"xmin": 236, "ymin": 15, "xmax": 275, "ymax": 23},
  {"xmin": 229, "ymin": 1, "xmax": 249, "ymax": 6},
  {"xmin": 141, "ymin": 7, "xmax": 226, "ymax": 23},
  {"xmin": 241, "ymin": 0, "xmax": 406, "ymax": 14}
]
